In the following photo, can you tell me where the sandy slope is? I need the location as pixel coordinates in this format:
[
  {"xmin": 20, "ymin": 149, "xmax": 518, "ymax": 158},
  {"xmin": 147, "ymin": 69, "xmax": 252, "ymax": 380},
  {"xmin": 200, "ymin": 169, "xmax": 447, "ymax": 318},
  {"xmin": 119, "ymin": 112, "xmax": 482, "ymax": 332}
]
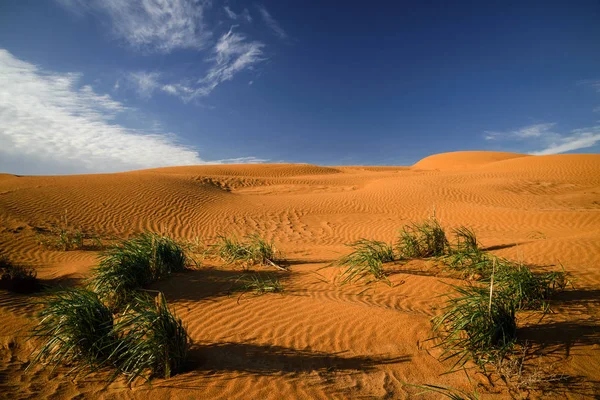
[{"xmin": 0, "ymin": 151, "xmax": 599, "ymax": 399}]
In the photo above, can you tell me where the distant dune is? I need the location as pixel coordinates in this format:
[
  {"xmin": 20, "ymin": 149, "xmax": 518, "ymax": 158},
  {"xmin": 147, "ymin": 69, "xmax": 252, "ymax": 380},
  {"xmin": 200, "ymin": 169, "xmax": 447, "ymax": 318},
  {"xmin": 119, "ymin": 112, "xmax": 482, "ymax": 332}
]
[
  {"xmin": 412, "ymin": 150, "xmax": 528, "ymax": 170},
  {"xmin": 1, "ymin": 151, "xmax": 599, "ymax": 399}
]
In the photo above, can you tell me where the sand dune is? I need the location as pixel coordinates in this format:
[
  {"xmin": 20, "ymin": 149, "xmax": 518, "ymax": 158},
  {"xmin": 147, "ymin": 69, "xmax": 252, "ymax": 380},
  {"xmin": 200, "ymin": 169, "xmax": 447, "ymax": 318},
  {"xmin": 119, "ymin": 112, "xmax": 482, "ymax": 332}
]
[
  {"xmin": 1, "ymin": 152, "xmax": 599, "ymax": 399},
  {"xmin": 412, "ymin": 151, "xmax": 528, "ymax": 170}
]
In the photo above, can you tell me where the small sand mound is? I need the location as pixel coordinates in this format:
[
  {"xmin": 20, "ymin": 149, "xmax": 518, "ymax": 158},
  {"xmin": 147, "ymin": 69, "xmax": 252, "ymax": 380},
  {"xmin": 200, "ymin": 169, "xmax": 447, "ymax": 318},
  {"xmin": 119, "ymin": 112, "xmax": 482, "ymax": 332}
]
[{"xmin": 412, "ymin": 151, "xmax": 527, "ymax": 171}]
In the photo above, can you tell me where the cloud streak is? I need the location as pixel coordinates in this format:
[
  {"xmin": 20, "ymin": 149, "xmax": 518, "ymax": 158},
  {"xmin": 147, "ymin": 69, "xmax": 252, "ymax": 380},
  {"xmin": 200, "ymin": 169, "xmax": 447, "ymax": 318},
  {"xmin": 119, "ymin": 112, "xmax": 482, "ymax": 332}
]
[
  {"xmin": 224, "ymin": 6, "xmax": 252, "ymax": 22},
  {"xmin": 484, "ymin": 122, "xmax": 600, "ymax": 155},
  {"xmin": 129, "ymin": 28, "xmax": 266, "ymax": 101},
  {"xmin": 58, "ymin": 0, "xmax": 211, "ymax": 53},
  {"xmin": 256, "ymin": 5, "xmax": 287, "ymax": 40}
]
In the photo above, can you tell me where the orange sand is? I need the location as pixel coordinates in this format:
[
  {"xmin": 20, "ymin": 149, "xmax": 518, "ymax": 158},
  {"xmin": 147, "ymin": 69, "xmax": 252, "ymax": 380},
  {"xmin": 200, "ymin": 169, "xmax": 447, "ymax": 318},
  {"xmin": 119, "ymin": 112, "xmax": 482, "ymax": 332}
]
[{"xmin": 0, "ymin": 151, "xmax": 599, "ymax": 398}]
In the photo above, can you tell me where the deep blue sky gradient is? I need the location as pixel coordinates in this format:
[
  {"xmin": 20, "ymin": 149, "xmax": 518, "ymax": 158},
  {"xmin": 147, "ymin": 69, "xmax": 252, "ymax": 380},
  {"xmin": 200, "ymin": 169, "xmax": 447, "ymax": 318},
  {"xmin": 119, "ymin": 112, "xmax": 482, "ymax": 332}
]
[{"xmin": 1, "ymin": 0, "xmax": 600, "ymax": 168}]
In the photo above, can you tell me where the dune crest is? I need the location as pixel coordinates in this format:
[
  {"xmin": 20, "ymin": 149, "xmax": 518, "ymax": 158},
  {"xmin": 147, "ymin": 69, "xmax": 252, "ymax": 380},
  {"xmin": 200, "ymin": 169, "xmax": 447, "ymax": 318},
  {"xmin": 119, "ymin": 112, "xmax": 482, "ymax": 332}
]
[{"xmin": 412, "ymin": 150, "xmax": 528, "ymax": 170}]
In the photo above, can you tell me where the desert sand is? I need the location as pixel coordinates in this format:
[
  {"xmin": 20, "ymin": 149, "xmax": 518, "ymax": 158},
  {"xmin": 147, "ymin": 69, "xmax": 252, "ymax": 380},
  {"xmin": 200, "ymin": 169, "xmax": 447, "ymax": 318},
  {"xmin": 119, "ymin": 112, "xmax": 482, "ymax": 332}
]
[{"xmin": 0, "ymin": 151, "xmax": 599, "ymax": 399}]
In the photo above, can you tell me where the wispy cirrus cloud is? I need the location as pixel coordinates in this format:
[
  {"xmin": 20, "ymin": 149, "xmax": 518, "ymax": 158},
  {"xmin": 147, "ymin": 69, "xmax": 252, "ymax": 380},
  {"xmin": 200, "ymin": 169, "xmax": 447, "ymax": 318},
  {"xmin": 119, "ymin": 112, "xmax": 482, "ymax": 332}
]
[
  {"xmin": 529, "ymin": 127, "xmax": 600, "ymax": 155},
  {"xmin": 198, "ymin": 28, "xmax": 265, "ymax": 95},
  {"xmin": 224, "ymin": 6, "xmax": 252, "ymax": 22},
  {"xmin": 256, "ymin": 5, "xmax": 287, "ymax": 40},
  {"xmin": 57, "ymin": 1, "xmax": 277, "ymax": 101},
  {"xmin": 57, "ymin": 0, "xmax": 211, "ymax": 53},
  {"xmin": 0, "ymin": 49, "xmax": 266, "ymax": 174},
  {"xmin": 484, "ymin": 122, "xmax": 600, "ymax": 155},
  {"xmin": 484, "ymin": 123, "xmax": 557, "ymax": 141},
  {"xmin": 577, "ymin": 79, "xmax": 600, "ymax": 92},
  {"xmin": 132, "ymin": 28, "xmax": 266, "ymax": 101}
]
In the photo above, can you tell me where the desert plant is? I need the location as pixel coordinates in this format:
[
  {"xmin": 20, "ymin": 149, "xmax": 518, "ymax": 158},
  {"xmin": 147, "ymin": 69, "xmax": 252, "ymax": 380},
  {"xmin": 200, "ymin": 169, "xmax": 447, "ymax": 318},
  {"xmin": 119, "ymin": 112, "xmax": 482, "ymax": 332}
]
[
  {"xmin": 111, "ymin": 292, "xmax": 189, "ymax": 382},
  {"xmin": 211, "ymin": 233, "xmax": 284, "ymax": 269},
  {"xmin": 432, "ymin": 283, "xmax": 517, "ymax": 370},
  {"xmin": 38, "ymin": 211, "xmax": 101, "ymax": 251},
  {"xmin": 453, "ymin": 226, "xmax": 479, "ymax": 253},
  {"xmin": 0, "ymin": 255, "xmax": 40, "ymax": 293},
  {"xmin": 335, "ymin": 239, "xmax": 395, "ymax": 285},
  {"xmin": 441, "ymin": 249, "xmax": 492, "ymax": 280},
  {"xmin": 233, "ymin": 273, "xmax": 284, "ymax": 301},
  {"xmin": 406, "ymin": 383, "xmax": 480, "ymax": 399},
  {"xmin": 28, "ymin": 288, "xmax": 115, "ymax": 375},
  {"xmin": 90, "ymin": 233, "xmax": 187, "ymax": 308},
  {"xmin": 492, "ymin": 262, "xmax": 570, "ymax": 311},
  {"xmin": 397, "ymin": 219, "xmax": 448, "ymax": 258}
]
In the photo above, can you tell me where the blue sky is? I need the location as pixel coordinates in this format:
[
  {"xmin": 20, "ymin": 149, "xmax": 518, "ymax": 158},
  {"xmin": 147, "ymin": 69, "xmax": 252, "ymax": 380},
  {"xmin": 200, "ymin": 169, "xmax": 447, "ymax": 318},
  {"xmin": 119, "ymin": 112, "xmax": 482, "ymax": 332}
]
[{"xmin": 1, "ymin": 0, "xmax": 600, "ymax": 174}]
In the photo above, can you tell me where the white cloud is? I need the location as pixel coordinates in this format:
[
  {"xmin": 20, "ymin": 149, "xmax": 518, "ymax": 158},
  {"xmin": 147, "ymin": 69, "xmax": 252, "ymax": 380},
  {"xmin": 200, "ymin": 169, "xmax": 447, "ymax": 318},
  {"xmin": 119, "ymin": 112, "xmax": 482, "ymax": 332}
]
[
  {"xmin": 224, "ymin": 6, "xmax": 252, "ymax": 22},
  {"xmin": 145, "ymin": 28, "xmax": 265, "ymax": 101},
  {"xmin": 484, "ymin": 123, "xmax": 557, "ymax": 141},
  {"xmin": 256, "ymin": 5, "xmax": 287, "ymax": 40},
  {"xmin": 214, "ymin": 156, "xmax": 268, "ymax": 164},
  {"xmin": 484, "ymin": 122, "xmax": 600, "ymax": 155},
  {"xmin": 530, "ymin": 127, "xmax": 600, "ymax": 155},
  {"xmin": 128, "ymin": 71, "xmax": 161, "ymax": 99},
  {"xmin": 0, "ymin": 48, "xmax": 207, "ymax": 174},
  {"xmin": 223, "ymin": 6, "xmax": 237, "ymax": 19},
  {"xmin": 57, "ymin": 0, "xmax": 211, "ymax": 53},
  {"xmin": 199, "ymin": 28, "xmax": 265, "ymax": 93},
  {"xmin": 0, "ymin": 50, "xmax": 268, "ymax": 174}
]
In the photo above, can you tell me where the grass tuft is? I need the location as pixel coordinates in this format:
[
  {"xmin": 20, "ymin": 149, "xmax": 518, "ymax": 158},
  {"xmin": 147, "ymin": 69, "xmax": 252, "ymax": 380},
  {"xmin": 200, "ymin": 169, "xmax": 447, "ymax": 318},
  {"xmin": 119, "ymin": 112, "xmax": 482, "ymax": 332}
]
[
  {"xmin": 453, "ymin": 226, "xmax": 479, "ymax": 253},
  {"xmin": 397, "ymin": 219, "xmax": 448, "ymax": 258},
  {"xmin": 335, "ymin": 239, "xmax": 395, "ymax": 285},
  {"xmin": 492, "ymin": 261, "xmax": 570, "ymax": 311},
  {"xmin": 28, "ymin": 288, "xmax": 115, "ymax": 375},
  {"xmin": 210, "ymin": 233, "xmax": 284, "ymax": 269},
  {"xmin": 234, "ymin": 273, "xmax": 284, "ymax": 296},
  {"xmin": 90, "ymin": 232, "xmax": 187, "ymax": 309},
  {"xmin": 432, "ymin": 283, "xmax": 517, "ymax": 370},
  {"xmin": 37, "ymin": 211, "xmax": 101, "ymax": 251},
  {"xmin": 0, "ymin": 255, "xmax": 40, "ymax": 293},
  {"xmin": 111, "ymin": 292, "xmax": 189, "ymax": 382}
]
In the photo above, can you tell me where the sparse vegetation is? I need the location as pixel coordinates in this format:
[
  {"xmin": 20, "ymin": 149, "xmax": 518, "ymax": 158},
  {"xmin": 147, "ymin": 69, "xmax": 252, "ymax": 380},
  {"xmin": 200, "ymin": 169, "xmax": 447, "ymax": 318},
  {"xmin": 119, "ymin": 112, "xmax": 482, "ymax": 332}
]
[
  {"xmin": 29, "ymin": 289, "xmax": 188, "ymax": 384},
  {"xmin": 210, "ymin": 233, "xmax": 284, "ymax": 269},
  {"xmin": 453, "ymin": 226, "xmax": 479, "ymax": 253},
  {"xmin": 397, "ymin": 219, "xmax": 448, "ymax": 258},
  {"xmin": 233, "ymin": 272, "xmax": 284, "ymax": 301},
  {"xmin": 37, "ymin": 211, "xmax": 101, "ymax": 251},
  {"xmin": 405, "ymin": 382, "xmax": 480, "ymax": 399},
  {"xmin": 492, "ymin": 262, "xmax": 570, "ymax": 311},
  {"xmin": 334, "ymin": 239, "xmax": 395, "ymax": 285},
  {"xmin": 28, "ymin": 288, "xmax": 115, "ymax": 375},
  {"xmin": 90, "ymin": 232, "xmax": 187, "ymax": 309},
  {"xmin": 432, "ymin": 283, "xmax": 517, "ymax": 370},
  {"xmin": 0, "ymin": 255, "xmax": 40, "ymax": 293},
  {"xmin": 111, "ymin": 292, "xmax": 189, "ymax": 382}
]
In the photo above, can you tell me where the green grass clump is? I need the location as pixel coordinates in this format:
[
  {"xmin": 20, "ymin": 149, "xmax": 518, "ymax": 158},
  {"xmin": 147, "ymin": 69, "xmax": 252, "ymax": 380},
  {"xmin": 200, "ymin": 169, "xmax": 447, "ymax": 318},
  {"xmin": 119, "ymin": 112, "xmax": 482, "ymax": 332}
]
[
  {"xmin": 112, "ymin": 293, "xmax": 189, "ymax": 382},
  {"xmin": 234, "ymin": 273, "xmax": 284, "ymax": 295},
  {"xmin": 441, "ymin": 249, "xmax": 492, "ymax": 280},
  {"xmin": 335, "ymin": 239, "xmax": 395, "ymax": 285},
  {"xmin": 0, "ymin": 255, "xmax": 40, "ymax": 293},
  {"xmin": 28, "ymin": 288, "xmax": 115, "ymax": 375},
  {"xmin": 453, "ymin": 226, "xmax": 479, "ymax": 253},
  {"xmin": 397, "ymin": 219, "xmax": 449, "ymax": 258},
  {"xmin": 432, "ymin": 284, "xmax": 517, "ymax": 370},
  {"xmin": 90, "ymin": 232, "xmax": 187, "ymax": 309},
  {"xmin": 211, "ymin": 233, "xmax": 283, "ymax": 268},
  {"xmin": 492, "ymin": 261, "xmax": 569, "ymax": 311}
]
